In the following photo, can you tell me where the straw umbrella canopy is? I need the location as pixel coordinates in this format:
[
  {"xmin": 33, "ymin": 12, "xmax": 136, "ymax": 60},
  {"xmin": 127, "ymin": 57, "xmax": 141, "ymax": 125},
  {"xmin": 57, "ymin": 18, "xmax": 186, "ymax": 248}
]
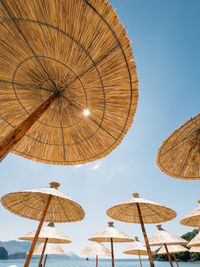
[
  {"xmin": 1, "ymin": 182, "xmax": 84, "ymax": 267},
  {"xmin": 149, "ymin": 225, "xmax": 187, "ymax": 267},
  {"xmin": 106, "ymin": 193, "xmax": 177, "ymax": 267},
  {"xmin": 180, "ymin": 201, "xmax": 200, "ymax": 227},
  {"xmin": 123, "ymin": 236, "xmax": 155, "ymax": 267},
  {"xmin": 158, "ymin": 245, "xmax": 188, "ymax": 267},
  {"xmin": 0, "ymin": 0, "xmax": 138, "ymax": 165},
  {"xmin": 32, "ymin": 243, "xmax": 66, "ymax": 267},
  {"xmin": 89, "ymin": 222, "xmax": 133, "ymax": 267},
  {"xmin": 80, "ymin": 242, "xmax": 111, "ymax": 267},
  {"xmin": 187, "ymin": 230, "xmax": 200, "ymax": 247},
  {"xmin": 189, "ymin": 246, "xmax": 200, "ymax": 253},
  {"xmin": 19, "ymin": 222, "xmax": 71, "ymax": 267},
  {"xmin": 156, "ymin": 113, "xmax": 200, "ymax": 180}
]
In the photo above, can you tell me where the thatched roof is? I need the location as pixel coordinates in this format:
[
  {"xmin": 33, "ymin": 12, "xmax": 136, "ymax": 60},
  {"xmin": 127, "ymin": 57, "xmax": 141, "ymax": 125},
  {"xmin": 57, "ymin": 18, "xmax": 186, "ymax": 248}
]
[
  {"xmin": 123, "ymin": 237, "xmax": 154, "ymax": 255},
  {"xmin": 32, "ymin": 243, "xmax": 66, "ymax": 255},
  {"xmin": 157, "ymin": 245, "xmax": 188, "ymax": 255},
  {"xmin": 80, "ymin": 242, "xmax": 111, "ymax": 257},
  {"xmin": 180, "ymin": 201, "xmax": 200, "ymax": 227},
  {"xmin": 187, "ymin": 231, "xmax": 200, "ymax": 247},
  {"xmin": 0, "ymin": 0, "xmax": 138, "ymax": 165}
]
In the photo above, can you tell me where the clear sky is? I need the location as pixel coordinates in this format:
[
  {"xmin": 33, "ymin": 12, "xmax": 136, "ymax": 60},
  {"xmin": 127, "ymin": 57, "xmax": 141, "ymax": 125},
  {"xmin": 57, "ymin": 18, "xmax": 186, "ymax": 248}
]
[{"xmin": 0, "ymin": 0, "xmax": 200, "ymax": 259}]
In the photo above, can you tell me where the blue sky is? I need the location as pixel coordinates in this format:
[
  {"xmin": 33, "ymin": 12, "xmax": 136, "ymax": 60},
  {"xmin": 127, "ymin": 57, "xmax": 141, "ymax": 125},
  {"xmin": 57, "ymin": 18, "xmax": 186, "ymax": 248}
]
[{"xmin": 0, "ymin": 0, "xmax": 200, "ymax": 259}]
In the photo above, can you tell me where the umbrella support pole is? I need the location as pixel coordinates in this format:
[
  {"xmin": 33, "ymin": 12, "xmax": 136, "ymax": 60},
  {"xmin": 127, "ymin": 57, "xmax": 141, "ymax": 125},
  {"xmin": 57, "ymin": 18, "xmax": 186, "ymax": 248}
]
[
  {"xmin": 173, "ymin": 254, "xmax": 179, "ymax": 267},
  {"xmin": 43, "ymin": 254, "xmax": 48, "ymax": 267},
  {"xmin": 164, "ymin": 243, "xmax": 173, "ymax": 267},
  {"xmin": 138, "ymin": 252, "xmax": 142, "ymax": 267},
  {"xmin": 24, "ymin": 195, "xmax": 52, "ymax": 267},
  {"xmin": 38, "ymin": 238, "xmax": 48, "ymax": 267},
  {"xmin": 136, "ymin": 203, "xmax": 154, "ymax": 267},
  {"xmin": 111, "ymin": 238, "xmax": 114, "ymax": 267},
  {"xmin": 96, "ymin": 255, "xmax": 98, "ymax": 267},
  {"xmin": 0, "ymin": 92, "xmax": 57, "ymax": 162}
]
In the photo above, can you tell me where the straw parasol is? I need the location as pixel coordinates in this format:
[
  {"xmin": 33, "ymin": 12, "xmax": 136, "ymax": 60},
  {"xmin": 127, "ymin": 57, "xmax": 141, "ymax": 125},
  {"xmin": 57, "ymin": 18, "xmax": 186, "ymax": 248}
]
[
  {"xmin": 149, "ymin": 225, "xmax": 187, "ymax": 267},
  {"xmin": 80, "ymin": 242, "xmax": 111, "ymax": 267},
  {"xmin": 19, "ymin": 222, "xmax": 71, "ymax": 267},
  {"xmin": 106, "ymin": 193, "xmax": 176, "ymax": 267},
  {"xmin": 123, "ymin": 236, "xmax": 155, "ymax": 267},
  {"xmin": 157, "ymin": 245, "xmax": 188, "ymax": 267},
  {"xmin": 189, "ymin": 246, "xmax": 200, "ymax": 253},
  {"xmin": 89, "ymin": 222, "xmax": 133, "ymax": 267},
  {"xmin": 1, "ymin": 181, "xmax": 84, "ymax": 267},
  {"xmin": 180, "ymin": 201, "xmax": 200, "ymax": 227},
  {"xmin": 187, "ymin": 229, "xmax": 200, "ymax": 247},
  {"xmin": 0, "ymin": 0, "xmax": 138, "ymax": 165},
  {"xmin": 156, "ymin": 113, "xmax": 200, "ymax": 180},
  {"xmin": 32, "ymin": 243, "xmax": 66, "ymax": 267}
]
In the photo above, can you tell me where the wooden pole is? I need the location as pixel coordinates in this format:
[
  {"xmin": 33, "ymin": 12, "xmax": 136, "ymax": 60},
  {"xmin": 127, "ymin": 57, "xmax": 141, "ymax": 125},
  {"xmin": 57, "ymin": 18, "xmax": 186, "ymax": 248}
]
[
  {"xmin": 164, "ymin": 243, "xmax": 173, "ymax": 267},
  {"xmin": 0, "ymin": 92, "xmax": 58, "ymax": 162},
  {"xmin": 38, "ymin": 238, "xmax": 48, "ymax": 267},
  {"xmin": 43, "ymin": 254, "xmax": 48, "ymax": 267},
  {"xmin": 96, "ymin": 255, "xmax": 98, "ymax": 267},
  {"xmin": 173, "ymin": 254, "xmax": 179, "ymax": 267},
  {"xmin": 138, "ymin": 251, "xmax": 142, "ymax": 267},
  {"xmin": 24, "ymin": 195, "xmax": 52, "ymax": 267},
  {"xmin": 110, "ymin": 238, "xmax": 114, "ymax": 267},
  {"xmin": 136, "ymin": 203, "xmax": 154, "ymax": 267}
]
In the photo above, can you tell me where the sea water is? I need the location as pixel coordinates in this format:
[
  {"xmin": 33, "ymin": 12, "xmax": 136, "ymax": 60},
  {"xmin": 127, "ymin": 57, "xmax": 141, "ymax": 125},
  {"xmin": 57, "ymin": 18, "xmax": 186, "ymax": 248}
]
[{"xmin": 0, "ymin": 260, "xmax": 199, "ymax": 267}]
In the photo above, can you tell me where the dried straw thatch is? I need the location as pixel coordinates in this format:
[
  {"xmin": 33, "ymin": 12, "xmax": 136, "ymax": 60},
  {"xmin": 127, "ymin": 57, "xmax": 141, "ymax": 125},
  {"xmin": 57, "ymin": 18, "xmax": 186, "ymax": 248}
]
[
  {"xmin": 157, "ymin": 113, "xmax": 200, "ymax": 180},
  {"xmin": 80, "ymin": 242, "xmax": 111, "ymax": 257},
  {"xmin": 32, "ymin": 243, "xmax": 66, "ymax": 256},
  {"xmin": 149, "ymin": 225, "xmax": 187, "ymax": 246},
  {"xmin": 19, "ymin": 222, "xmax": 71, "ymax": 243},
  {"xmin": 0, "ymin": 0, "xmax": 138, "ymax": 165},
  {"xmin": 123, "ymin": 237, "xmax": 153, "ymax": 255},
  {"xmin": 106, "ymin": 193, "xmax": 176, "ymax": 224},
  {"xmin": 157, "ymin": 245, "xmax": 188, "ymax": 255},
  {"xmin": 189, "ymin": 246, "xmax": 200, "ymax": 253},
  {"xmin": 1, "ymin": 182, "xmax": 85, "ymax": 222},
  {"xmin": 187, "ymin": 230, "xmax": 200, "ymax": 247},
  {"xmin": 180, "ymin": 201, "xmax": 200, "ymax": 227}
]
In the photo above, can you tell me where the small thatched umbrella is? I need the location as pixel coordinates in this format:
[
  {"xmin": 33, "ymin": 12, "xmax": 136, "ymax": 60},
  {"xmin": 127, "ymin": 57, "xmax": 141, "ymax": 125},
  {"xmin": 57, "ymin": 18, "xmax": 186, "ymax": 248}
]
[
  {"xmin": 106, "ymin": 193, "xmax": 176, "ymax": 267},
  {"xmin": 89, "ymin": 222, "xmax": 133, "ymax": 267},
  {"xmin": 80, "ymin": 242, "xmax": 111, "ymax": 267},
  {"xmin": 123, "ymin": 236, "xmax": 154, "ymax": 267},
  {"xmin": 32, "ymin": 243, "xmax": 66, "ymax": 267},
  {"xmin": 156, "ymin": 113, "xmax": 200, "ymax": 180},
  {"xmin": 180, "ymin": 201, "xmax": 200, "ymax": 227},
  {"xmin": 19, "ymin": 222, "xmax": 71, "ymax": 267},
  {"xmin": 189, "ymin": 246, "xmax": 200, "ymax": 253},
  {"xmin": 0, "ymin": 0, "xmax": 138, "ymax": 165},
  {"xmin": 187, "ymin": 229, "xmax": 200, "ymax": 247},
  {"xmin": 157, "ymin": 245, "xmax": 188, "ymax": 267},
  {"xmin": 1, "ymin": 182, "xmax": 84, "ymax": 267},
  {"xmin": 149, "ymin": 225, "xmax": 187, "ymax": 267}
]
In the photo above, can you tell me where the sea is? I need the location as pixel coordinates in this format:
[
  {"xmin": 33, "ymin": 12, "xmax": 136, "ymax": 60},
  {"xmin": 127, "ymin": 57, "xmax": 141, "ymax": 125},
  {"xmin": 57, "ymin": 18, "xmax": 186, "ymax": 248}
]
[{"xmin": 0, "ymin": 259, "xmax": 199, "ymax": 267}]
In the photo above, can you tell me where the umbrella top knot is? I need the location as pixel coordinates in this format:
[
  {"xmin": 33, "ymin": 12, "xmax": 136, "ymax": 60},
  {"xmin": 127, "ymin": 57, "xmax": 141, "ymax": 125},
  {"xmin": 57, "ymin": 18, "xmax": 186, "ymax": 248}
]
[
  {"xmin": 49, "ymin": 182, "xmax": 60, "ymax": 189},
  {"xmin": 134, "ymin": 236, "xmax": 139, "ymax": 241},
  {"xmin": 47, "ymin": 222, "xmax": 55, "ymax": 227},
  {"xmin": 198, "ymin": 200, "xmax": 200, "ymax": 204},
  {"xmin": 108, "ymin": 222, "xmax": 114, "ymax": 227},
  {"xmin": 156, "ymin": 224, "xmax": 163, "ymax": 230},
  {"xmin": 132, "ymin": 193, "xmax": 139, "ymax": 198}
]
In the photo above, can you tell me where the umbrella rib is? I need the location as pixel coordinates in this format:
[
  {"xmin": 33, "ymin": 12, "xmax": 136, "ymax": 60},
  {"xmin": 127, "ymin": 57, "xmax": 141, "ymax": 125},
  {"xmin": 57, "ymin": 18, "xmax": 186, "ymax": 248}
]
[
  {"xmin": 178, "ymin": 143, "xmax": 196, "ymax": 176},
  {"xmin": 0, "ymin": 0, "xmax": 56, "ymax": 90},
  {"xmin": 58, "ymin": 98, "xmax": 66, "ymax": 161},
  {"xmin": 61, "ymin": 95, "xmax": 116, "ymax": 140}
]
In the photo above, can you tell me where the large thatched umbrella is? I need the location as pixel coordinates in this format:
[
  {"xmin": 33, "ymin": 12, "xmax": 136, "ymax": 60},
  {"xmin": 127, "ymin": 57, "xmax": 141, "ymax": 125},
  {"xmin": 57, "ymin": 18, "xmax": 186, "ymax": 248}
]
[
  {"xmin": 0, "ymin": 0, "xmax": 138, "ymax": 165},
  {"xmin": 106, "ymin": 193, "xmax": 176, "ymax": 267},
  {"xmin": 89, "ymin": 222, "xmax": 133, "ymax": 267},
  {"xmin": 19, "ymin": 222, "xmax": 71, "ymax": 267},
  {"xmin": 180, "ymin": 201, "xmax": 200, "ymax": 227},
  {"xmin": 123, "ymin": 236, "xmax": 155, "ymax": 267},
  {"xmin": 157, "ymin": 245, "xmax": 188, "ymax": 267},
  {"xmin": 149, "ymin": 225, "xmax": 187, "ymax": 267},
  {"xmin": 80, "ymin": 242, "xmax": 111, "ymax": 267},
  {"xmin": 157, "ymin": 113, "xmax": 200, "ymax": 180},
  {"xmin": 1, "ymin": 182, "xmax": 84, "ymax": 267},
  {"xmin": 32, "ymin": 243, "xmax": 66, "ymax": 267}
]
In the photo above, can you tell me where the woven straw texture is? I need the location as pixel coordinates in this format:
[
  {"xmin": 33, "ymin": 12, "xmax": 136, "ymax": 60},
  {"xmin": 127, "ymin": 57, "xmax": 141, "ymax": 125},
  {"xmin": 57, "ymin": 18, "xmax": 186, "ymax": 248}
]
[
  {"xmin": 0, "ymin": 0, "xmax": 138, "ymax": 165},
  {"xmin": 187, "ymin": 231, "xmax": 200, "ymax": 247},
  {"xmin": 32, "ymin": 243, "xmax": 66, "ymax": 256},
  {"xmin": 123, "ymin": 237, "xmax": 153, "ymax": 255},
  {"xmin": 80, "ymin": 242, "xmax": 111, "ymax": 257},
  {"xmin": 157, "ymin": 245, "xmax": 188, "ymax": 255},
  {"xmin": 149, "ymin": 226, "xmax": 187, "ymax": 246},
  {"xmin": 180, "ymin": 202, "xmax": 200, "ymax": 227},
  {"xmin": 106, "ymin": 194, "xmax": 176, "ymax": 224},
  {"xmin": 19, "ymin": 223, "xmax": 71, "ymax": 243},
  {"xmin": 189, "ymin": 246, "xmax": 200, "ymax": 253},
  {"xmin": 157, "ymin": 113, "xmax": 200, "ymax": 180},
  {"xmin": 88, "ymin": 222, "xmax": 133, "ymax": 243},
  {"xmin": 1, "ymin": 183, "xmax": 85, "ymax": 222}
]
